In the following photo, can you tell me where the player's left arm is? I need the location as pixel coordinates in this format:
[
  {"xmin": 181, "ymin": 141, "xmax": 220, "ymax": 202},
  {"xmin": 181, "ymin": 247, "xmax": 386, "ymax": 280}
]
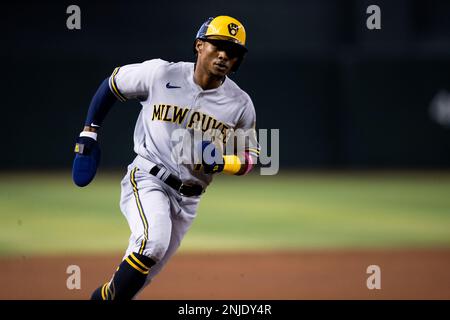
[
  {"xmin": 224, "ymin": 97, "xmax": 260, "ymax": 175},
  {"xmin": 203, "ymin": 97, "xmax": 260, "ymax": 175}
]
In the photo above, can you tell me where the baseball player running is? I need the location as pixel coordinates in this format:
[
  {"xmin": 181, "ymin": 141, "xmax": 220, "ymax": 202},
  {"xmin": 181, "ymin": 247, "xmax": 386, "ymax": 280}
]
[{"xmin": 72, "ymin": 16, "xmax": 260, "ymax": 300}]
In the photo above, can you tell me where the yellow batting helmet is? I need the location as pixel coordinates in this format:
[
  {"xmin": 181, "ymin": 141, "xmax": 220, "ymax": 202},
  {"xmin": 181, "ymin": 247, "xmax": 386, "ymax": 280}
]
[
  {"xmin": 194, "ymin": 16, "xmax": 248, "ymax": 71},
  {"xmin": 195, "ymin": 15, "xmax": 247, "ymax": 52}
]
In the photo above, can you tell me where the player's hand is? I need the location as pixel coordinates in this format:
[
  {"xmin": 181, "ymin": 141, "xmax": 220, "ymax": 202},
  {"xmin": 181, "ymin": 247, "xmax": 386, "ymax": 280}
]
[
  {"xmin": 72, "ymin": 133, "xmax": 101, "ymax": 187},
  {"xmin": 200, "ymin": 140, "xmax": 224, "ymax": 174}
]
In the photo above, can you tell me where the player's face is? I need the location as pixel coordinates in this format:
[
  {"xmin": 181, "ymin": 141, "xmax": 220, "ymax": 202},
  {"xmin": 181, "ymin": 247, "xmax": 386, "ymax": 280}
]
[{"xmin": 196, "ymin": 40, "xmax": 241, "ymax": 77}]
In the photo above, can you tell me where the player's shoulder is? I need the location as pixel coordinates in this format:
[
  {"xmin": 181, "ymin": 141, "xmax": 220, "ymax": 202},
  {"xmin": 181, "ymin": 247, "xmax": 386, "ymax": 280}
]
[
  {"xmin": 141, "ymin": 59, "xmax": 191, "ymax": 68},
  {"xmin": 224, "ymin": 77, "xmax": 254, "ymax": 108},
  {"xmin": 140, "ymin": 59, "xmax": 191, "ymax": 76},
  {"xmin": 118, "ymin": 58, "xmax": 169, "ymax": 76},
  {"xmin": 225, "ymin": 78, "xmax": 256, "ymax": 126},
  {"xmin": 138, "ymin": 58, "xmax": 170, "ymax": 70}
]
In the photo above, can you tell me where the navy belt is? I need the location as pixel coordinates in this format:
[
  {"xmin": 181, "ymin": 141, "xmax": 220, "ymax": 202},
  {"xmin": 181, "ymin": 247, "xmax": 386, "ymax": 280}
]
[{"xmin": 149, "ymin": 165, "xmax": 204, "ymax": 197}]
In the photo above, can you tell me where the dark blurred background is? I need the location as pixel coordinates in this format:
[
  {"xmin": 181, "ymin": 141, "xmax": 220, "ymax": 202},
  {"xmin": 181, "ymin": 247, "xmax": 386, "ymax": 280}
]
[{"xmin": 2, "ymin": 0, "xmax": 450, "ymax": 169}]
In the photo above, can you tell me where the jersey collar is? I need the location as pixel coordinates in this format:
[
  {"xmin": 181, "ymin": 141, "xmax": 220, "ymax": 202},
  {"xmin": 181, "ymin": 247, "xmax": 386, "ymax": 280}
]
[{"xmin": 184, "ymin": 62, "xmax": 226, "ymax": 94}]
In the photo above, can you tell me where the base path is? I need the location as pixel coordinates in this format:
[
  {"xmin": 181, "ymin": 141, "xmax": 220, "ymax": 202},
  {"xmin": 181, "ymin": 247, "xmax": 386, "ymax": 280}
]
[{"xmin": 0, "ymin": 249, "xmax": 449, "ymax": 299}]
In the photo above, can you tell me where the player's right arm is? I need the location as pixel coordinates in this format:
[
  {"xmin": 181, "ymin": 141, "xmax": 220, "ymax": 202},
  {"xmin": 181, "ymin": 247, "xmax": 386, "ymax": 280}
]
[
  {"xmin": 72, "ymin": 76, "xmax": 117, "ymax": 187},
  {"xmin": 72, "ymin": 59, "xmax": 166, "ymax": 187},
  {"xmin": 83, "ymin": 59, "xmax": 165, "ymax": 132}
]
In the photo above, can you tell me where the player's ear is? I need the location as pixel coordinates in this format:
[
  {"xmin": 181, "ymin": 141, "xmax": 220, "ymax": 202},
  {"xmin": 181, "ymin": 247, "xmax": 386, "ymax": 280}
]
[{"xmin": 195, "ymin": 39, "xmax": 203, "ymax": 55}]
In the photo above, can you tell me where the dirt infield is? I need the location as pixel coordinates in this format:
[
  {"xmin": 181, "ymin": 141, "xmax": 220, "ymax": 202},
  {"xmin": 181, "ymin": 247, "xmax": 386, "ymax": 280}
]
[{"xmin": 0, "ymin": 249, "xmax": 449, "ymax": 299}]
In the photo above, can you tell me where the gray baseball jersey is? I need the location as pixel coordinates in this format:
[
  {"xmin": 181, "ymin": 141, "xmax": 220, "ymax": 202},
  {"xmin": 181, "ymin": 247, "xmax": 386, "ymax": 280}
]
[{"xmin": 109, "ymin": 59, "xmax": 259, "ymax": 188}]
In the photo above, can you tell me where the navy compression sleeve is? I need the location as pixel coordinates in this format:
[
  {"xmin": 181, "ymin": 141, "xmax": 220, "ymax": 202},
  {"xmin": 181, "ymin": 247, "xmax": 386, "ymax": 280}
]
[{"xmin": 84, "ymin": 78, "xmax": 118, "ymax": 128}]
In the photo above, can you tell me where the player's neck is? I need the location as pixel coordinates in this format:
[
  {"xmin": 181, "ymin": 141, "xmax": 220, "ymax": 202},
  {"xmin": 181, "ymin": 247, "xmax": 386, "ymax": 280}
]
[{"xmin": 193, "ymin": 65, "xmax": 224, "ymax": 90}]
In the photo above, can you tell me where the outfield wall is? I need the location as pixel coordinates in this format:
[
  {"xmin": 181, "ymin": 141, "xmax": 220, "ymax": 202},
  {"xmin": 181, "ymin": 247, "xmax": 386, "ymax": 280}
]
[{"xmin": 2, "ymin": 1, "xmax": 450, "ymax": 169}]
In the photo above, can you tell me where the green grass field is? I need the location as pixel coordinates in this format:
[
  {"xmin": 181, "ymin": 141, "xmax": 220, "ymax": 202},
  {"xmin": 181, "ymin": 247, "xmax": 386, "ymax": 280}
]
[{"xmin": 1, "ymin": 171, "xmax": 450, "ymax": 256}]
